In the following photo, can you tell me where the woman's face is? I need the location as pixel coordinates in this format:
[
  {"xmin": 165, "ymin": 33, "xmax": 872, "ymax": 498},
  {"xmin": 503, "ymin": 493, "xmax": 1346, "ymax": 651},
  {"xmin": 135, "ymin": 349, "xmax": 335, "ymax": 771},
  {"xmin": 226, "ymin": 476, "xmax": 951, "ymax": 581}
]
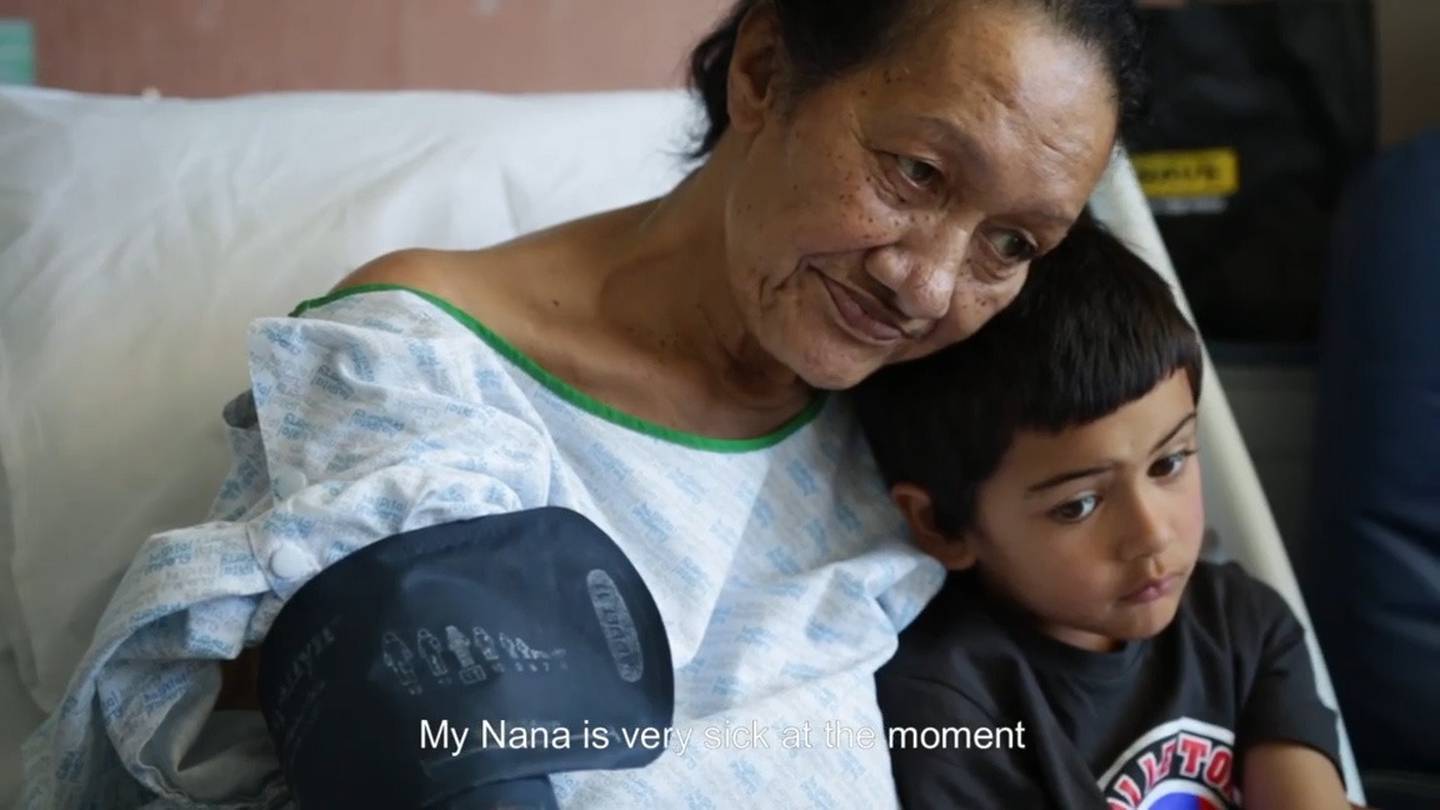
[{"xmin": 723, "ymin": 2, "xmax": 1119, "ymax": 389}]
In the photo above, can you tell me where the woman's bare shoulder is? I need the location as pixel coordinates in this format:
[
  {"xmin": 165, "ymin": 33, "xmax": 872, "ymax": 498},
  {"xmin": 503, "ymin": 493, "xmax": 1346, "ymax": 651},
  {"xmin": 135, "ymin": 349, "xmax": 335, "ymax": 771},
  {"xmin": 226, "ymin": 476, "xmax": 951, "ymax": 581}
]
[
  {"xmin": 332, "ymin": 247, "xmax": 535, "ymax": 322},
  {"xmin": 332, "ymin": 248, "xmax": 477, "ymax": 300}
]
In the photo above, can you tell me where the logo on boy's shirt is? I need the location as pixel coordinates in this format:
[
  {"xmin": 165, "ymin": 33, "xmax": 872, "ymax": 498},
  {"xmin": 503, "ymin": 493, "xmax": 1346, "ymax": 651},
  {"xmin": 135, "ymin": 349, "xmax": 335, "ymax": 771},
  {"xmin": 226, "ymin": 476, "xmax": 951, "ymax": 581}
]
[{"xmin": 1097, "ymin": 717, "xmax": 1240, "ymax": 810}]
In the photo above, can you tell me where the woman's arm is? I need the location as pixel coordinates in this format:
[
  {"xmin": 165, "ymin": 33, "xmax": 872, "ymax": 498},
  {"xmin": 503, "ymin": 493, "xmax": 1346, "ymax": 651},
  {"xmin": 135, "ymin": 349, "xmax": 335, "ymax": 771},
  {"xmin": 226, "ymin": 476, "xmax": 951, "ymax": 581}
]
[
  {"xmin": 1242, "ymin": 742, "xmax": 1351, "ymax": 810},
  {"xmin": 28, "ymin": 290, "xmax": 560, "ymax": 806}
]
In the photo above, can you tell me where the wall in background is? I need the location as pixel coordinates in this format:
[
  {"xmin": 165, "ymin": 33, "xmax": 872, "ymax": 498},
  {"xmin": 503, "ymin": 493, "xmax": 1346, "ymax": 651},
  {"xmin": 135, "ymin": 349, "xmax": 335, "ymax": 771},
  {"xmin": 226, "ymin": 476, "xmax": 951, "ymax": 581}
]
[
  {"xmin": 0, "ymin": 0, "xmax": 1431, "ymax": 143},
  {"xmin": 0, "ymin": 0, "xmax": 729, "ymax": 96}
]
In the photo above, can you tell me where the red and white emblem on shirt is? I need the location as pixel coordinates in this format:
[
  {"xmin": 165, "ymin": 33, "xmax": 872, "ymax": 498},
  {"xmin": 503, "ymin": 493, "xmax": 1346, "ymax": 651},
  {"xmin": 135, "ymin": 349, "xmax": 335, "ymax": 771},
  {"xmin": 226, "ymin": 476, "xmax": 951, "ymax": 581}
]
[{"xmin": 1097, "ymin": 717, "xmax": 1242, "ymax": 810}]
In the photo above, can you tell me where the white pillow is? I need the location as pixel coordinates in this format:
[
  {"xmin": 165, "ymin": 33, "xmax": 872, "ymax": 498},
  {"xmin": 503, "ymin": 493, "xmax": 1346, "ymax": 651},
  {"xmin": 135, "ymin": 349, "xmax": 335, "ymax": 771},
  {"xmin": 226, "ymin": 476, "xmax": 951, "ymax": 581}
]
[{"xmin": 0, "ymin": 88, "xmax": 700, "ymax": 709}]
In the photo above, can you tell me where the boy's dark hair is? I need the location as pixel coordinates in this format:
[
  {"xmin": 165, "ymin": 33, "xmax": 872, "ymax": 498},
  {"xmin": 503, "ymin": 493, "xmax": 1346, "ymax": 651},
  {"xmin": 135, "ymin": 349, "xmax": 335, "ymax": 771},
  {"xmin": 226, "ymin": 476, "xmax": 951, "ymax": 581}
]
[{"xmin": 854, "ymin": 221, "xmax": 1203, "ymax": 536}]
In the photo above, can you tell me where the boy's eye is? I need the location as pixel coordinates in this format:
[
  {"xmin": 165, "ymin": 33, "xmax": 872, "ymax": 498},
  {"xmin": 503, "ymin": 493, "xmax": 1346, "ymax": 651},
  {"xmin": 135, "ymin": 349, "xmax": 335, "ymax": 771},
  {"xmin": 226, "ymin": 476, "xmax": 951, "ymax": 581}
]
[
  {"xmin": 1050, "ymin": 494, "xmax": 1099, "ymax": 523},
  {"xmin": 1149, "ymin": 449, "xmax": 1196, "ymax": 479}
]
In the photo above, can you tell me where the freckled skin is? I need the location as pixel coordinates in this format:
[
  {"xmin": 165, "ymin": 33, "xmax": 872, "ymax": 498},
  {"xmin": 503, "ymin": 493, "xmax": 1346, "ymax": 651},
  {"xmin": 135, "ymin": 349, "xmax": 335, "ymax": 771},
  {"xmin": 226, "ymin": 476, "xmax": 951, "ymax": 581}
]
[
  {"xmin": 721, "ymin": 2, "xmax": 1118, "ymax": 390},
  {"xmin": 327, "ymin": 0, "xmax": 1124, "ymax": 444}
]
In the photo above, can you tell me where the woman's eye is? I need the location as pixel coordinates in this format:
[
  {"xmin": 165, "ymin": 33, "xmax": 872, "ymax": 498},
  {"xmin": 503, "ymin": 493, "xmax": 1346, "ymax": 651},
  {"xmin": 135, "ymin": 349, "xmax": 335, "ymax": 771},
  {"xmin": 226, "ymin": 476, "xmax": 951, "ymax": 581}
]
[
  {"xmin": 1050, "ymin": 494, "xmax": 1099, "ymax": 523},
  {"xmin": 895, "ymin": 155, "xmax": 942, "ymax": 189},
  {"xmin": 1149, "ymin": 449, "xmax": 1195, "ymax": 479},
  {"xmin": 985, "ymin": 230, "xmax": 1038, "ymax": 263}
]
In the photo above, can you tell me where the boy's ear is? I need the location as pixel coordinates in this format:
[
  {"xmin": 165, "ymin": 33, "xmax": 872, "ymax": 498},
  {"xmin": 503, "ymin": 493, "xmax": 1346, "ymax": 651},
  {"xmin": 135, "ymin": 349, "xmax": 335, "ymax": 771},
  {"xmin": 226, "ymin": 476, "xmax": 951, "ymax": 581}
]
[
  {"xmin": 726, "ymin": 4, "xmax": 785, "ymax": 136},
  {"xmin": 890, "ymin": 483, "xmax": 978, "ymax": 571}
]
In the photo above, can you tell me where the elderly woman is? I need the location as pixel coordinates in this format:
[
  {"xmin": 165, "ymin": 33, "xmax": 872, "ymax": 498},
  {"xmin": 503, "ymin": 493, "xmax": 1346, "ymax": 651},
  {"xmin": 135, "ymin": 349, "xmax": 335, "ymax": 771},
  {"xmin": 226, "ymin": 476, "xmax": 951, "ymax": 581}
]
[{"xmin": 23, "ymin": 1, "xmax": 1141, "ymax": 808}]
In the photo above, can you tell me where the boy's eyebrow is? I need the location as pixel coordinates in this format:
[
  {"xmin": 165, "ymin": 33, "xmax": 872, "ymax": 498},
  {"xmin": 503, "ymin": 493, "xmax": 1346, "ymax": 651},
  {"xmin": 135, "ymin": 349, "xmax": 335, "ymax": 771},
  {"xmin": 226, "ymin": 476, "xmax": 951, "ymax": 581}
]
[
  {"xmin": 1024, "ymin": 412, "xmax": 1199, "ymax": 496},
  {"xmin": 1025, "ymin": 463, "xmax": 1118, "ymax": 495},
  {"xmin": 1149, "ymin": 412, "xmax": 1198, "ymax": 455}
]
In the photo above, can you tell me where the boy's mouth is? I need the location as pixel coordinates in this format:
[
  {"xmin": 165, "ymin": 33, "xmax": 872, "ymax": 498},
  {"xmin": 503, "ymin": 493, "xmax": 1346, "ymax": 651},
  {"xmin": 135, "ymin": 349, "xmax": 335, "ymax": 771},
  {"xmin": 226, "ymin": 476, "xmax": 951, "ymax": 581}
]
[{"xmin": 1120, "ymin": 573, "xmax": 1182, "ymax": 605}]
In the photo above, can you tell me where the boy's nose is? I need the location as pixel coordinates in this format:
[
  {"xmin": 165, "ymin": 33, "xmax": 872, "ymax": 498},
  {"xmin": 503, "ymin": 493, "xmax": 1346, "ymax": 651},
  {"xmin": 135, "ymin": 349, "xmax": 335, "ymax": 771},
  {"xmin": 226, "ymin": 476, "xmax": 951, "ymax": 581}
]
[{"xmin": 1119, "ymin": 492, "xmax": 1175, "ymax": 561}]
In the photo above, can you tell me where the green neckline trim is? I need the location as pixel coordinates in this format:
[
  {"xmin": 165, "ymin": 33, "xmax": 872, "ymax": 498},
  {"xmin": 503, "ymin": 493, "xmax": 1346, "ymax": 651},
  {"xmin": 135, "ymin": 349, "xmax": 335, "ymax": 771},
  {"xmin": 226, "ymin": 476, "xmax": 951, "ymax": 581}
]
[{"xmin": 289, "ymin": 283, "xmax": 828, "ymax": 453}]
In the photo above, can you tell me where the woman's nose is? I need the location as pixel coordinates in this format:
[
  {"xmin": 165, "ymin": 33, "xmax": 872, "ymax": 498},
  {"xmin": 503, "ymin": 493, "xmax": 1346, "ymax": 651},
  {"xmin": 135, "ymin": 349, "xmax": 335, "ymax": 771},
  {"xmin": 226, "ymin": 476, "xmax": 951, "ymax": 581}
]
[{"xmin": 865, "ymin": 223, "xmax": 972, "ymax": 322}]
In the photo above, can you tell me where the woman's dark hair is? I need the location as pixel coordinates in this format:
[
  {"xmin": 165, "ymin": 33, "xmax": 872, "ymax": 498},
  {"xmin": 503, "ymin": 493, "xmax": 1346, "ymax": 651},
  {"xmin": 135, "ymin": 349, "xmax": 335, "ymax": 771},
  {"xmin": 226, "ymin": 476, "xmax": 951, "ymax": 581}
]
[
  {"xmin": 687, "ymin": 0, "xmax": 1146, "ymax": 157},
  {"xmin": 853, "ymin": 220, "xmax": 1202, "ymax": 536}
]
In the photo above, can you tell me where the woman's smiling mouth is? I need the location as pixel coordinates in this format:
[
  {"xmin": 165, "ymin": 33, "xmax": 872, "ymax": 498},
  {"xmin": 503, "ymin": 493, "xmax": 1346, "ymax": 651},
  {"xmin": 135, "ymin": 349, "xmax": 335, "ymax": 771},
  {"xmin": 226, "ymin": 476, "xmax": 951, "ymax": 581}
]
[{"xmin": 815, "ymin": 269, "xmax": 909, "ymax": 345}]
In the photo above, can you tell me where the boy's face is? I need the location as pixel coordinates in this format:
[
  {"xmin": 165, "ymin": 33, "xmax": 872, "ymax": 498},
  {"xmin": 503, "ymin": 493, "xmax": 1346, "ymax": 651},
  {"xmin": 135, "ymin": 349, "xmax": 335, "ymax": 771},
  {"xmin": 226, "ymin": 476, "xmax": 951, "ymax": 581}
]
[{"xmin": 906, "ymin": 371, "xmax": 1205, "ymax": 651}]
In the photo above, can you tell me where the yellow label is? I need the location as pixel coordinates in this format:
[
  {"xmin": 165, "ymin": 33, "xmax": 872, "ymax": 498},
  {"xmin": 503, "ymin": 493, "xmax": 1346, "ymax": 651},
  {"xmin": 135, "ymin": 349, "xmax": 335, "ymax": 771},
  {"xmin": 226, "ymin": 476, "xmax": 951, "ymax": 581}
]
[{"xmin": 1131, "ymin": 148, "xmax": 1239, "ymax": 198}]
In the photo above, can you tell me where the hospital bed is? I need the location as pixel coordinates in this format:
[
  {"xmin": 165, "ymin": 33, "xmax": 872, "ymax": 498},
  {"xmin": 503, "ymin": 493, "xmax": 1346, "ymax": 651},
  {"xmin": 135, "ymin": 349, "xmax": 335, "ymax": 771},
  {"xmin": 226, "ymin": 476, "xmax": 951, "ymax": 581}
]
[{"xmin": 0, "ymin": 87, "xmax": 1366, "ymax": 807}]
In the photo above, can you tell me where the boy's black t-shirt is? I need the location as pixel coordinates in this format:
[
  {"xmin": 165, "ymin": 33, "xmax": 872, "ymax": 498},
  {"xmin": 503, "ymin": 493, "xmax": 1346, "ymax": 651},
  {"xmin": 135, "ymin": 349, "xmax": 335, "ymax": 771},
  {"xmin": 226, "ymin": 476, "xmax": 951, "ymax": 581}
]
[{"xmin": 877, "ymin": 562, "xmax": 1342, "ymax": 809}]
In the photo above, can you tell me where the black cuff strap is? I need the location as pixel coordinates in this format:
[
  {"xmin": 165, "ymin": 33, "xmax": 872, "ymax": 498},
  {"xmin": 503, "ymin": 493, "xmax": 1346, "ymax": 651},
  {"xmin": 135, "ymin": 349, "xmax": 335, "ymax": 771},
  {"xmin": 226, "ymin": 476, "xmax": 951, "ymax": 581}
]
[{"xmin": 258, "ymin": 507, "xmax": 674, "ymax": 809}]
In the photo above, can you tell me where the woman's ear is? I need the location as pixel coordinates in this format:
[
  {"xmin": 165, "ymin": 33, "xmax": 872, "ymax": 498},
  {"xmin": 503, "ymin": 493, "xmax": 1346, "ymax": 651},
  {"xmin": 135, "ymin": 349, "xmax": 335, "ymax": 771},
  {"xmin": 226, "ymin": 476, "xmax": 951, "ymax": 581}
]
[
  {"xmin": 891, "ymin": 483, "xmax": 978, "ymax": 571},
  {"xmin": 726, "ymin": 4, "xmax": 786, "ymax": 136}
]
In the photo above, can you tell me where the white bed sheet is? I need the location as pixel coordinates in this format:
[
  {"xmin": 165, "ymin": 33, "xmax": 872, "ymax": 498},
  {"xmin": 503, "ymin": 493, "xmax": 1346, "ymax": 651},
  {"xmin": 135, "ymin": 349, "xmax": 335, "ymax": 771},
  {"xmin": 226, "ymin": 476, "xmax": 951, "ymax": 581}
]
[{"xmin": 0, "ymin": 646, "xmax": 44, "ymax": 810}]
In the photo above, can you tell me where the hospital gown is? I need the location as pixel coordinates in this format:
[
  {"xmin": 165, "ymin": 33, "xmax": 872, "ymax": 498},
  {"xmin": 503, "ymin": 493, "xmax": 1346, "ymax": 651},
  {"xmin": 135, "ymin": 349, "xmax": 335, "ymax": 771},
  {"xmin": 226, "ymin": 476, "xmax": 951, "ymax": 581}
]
[{"xmin": 21, "ymin": 285, "xmax": 946, "ymax": 809}]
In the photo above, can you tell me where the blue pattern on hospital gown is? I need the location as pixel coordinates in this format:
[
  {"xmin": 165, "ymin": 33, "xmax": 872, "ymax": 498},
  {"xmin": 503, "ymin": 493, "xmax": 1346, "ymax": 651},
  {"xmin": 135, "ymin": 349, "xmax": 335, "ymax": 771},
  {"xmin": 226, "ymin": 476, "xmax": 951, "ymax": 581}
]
[{"xmin": 20, "ymin": 288, "xmax": 946, "ymax": 809}]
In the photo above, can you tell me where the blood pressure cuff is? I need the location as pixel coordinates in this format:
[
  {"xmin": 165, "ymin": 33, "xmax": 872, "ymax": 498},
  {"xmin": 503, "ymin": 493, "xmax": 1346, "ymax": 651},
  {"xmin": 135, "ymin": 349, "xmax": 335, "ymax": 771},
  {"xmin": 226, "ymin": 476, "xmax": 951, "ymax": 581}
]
[{"xmin": 257, "ymin": 507, "xmax": 674, "ymax": 809}]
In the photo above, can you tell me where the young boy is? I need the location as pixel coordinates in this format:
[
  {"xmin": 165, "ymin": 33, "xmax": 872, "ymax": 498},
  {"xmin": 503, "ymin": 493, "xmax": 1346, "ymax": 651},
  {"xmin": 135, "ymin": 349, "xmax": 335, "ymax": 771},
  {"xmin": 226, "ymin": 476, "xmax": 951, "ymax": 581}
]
[{"xmin": 855, "ymin": 224, "xmax": 1354, "ymax": 810}]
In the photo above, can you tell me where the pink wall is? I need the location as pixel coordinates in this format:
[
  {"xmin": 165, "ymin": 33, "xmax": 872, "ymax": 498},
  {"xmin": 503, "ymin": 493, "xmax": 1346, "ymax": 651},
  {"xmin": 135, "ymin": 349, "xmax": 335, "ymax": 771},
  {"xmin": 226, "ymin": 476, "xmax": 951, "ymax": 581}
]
[
  {"xmin": 0, "ymin": 0, "xmax": 730, "ymax": 96},
  {"xmin": 1, "ymin": 0, "xmax": 1432, "ymax": 143}
]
